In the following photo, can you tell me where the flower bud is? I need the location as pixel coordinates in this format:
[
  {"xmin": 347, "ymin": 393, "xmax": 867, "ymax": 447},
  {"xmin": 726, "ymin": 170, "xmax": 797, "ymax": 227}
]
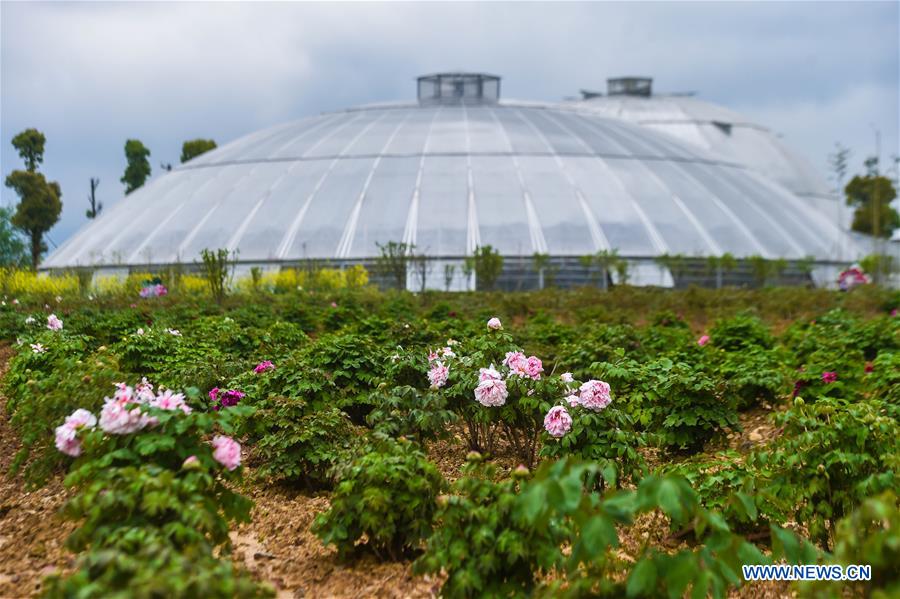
[
  {"xmin": 816, "ymin": 464, "xmax": 825, "ymax": 473},
  {"xmin": 465, "ymin": 450, "xmax": 483, "ymax": 463},
  {"xmin": 182, "ymin": 455, "xmax": 201, "ymax": 470},
  {"xmin": 793, "ymin": 397, "xmax": 804, "ymax": 407},
  {"xmin": 512, "ymin": 464, "xmax": 530, "ymax": 479}
]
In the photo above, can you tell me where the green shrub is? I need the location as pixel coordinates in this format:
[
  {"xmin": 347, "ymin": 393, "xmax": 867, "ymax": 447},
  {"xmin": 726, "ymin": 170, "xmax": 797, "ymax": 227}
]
[
  {"xmin": 366, "ymin": 384, "xmax": 457, "ymax": 443},
  {"xmin": 414, "ymin": 455, "xmax": 567, "ymax": 597},
  {"xmin": 251, "ymin": 400, "xmax": 359, "ymax": 488},
  {"xmin": 539, "ymin": 402, "xmax": 646, "ymax": 489},
  {"xmin": 754, "ymin": 397, "xmax": 898, "ymax": 548},
  {"xmin": 709, "ymin": 313, "xmax": 773, "ymax": 351},
  {"xmin": 313, "ymin": 436, "xmax": 444, "ymax": 559}
]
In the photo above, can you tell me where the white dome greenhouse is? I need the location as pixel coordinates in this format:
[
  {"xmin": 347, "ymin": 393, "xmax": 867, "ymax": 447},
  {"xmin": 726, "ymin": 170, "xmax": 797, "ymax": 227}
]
[{"xmin": 44, "ymin": 73, "xmax": 862, "ymax": 288}]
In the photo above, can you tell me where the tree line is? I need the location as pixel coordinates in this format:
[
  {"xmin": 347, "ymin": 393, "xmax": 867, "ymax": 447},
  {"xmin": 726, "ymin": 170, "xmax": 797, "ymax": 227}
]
[{"xmin": 2, "ymin": 130, "xmax": 217, "ymax": 269}]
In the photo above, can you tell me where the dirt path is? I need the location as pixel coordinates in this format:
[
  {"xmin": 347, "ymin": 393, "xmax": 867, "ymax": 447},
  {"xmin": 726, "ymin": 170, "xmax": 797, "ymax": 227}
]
[{"xmin": 0, "ymin": 346, "xmax": 74, "ymax": 598}]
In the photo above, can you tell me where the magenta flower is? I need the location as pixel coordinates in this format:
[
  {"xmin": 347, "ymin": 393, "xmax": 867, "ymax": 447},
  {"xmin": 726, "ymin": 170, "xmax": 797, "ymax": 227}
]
[
  {"xmin": 544, "ymin": 405, "xmax": 573, "ymax": 438},
  {"xmin": 865, "ymin": 362, "xmax": 874, "ymax": 374},
  {"xmin": 254, "ymin": 360, "xmax": 275, "ymax": 374},
  {"xmin": 210, "ymin": 387, "xmax": 245, "ymax": 411},
  {"xmin": 821, "ymin": 371, "xmax": 838, "ymax": 384},
  {"xmin": 211, "ymin": 435, "xmax": 241, "ymax": 471},
  {"xmin": 697, "ymin": 335, "xmax": 710, "ymax": 346}
]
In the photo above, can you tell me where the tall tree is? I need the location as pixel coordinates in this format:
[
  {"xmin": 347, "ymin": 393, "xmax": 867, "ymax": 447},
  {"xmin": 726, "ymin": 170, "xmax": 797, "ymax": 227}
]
[
  {"xmin": 86, "ymin": 177, "xmax": 102, "ymax": 219},
  {"xmin": 11, "ymin": 128, "xmax": 46, "ymax": 172},
  {"xmin": 121, "ymin": 139, "xmax": 151, "ymax": 194},
  {"xmin": 0, "ymin": 206, "xmax": 29, "ymax": 268},
  {"xmin": 828, "ymin": 142, "xmax": 851, "ymax": 192},
  {"xmin": 5, "ymin": 170, "xmax": 62, "ymax": 270},
  {"xmin": 181, "ymin": 139, "xmax": 217, "ymax": 163},
  {"xmin": 844, "ymin": 173, "xmax": 899, "ymax": 238}
]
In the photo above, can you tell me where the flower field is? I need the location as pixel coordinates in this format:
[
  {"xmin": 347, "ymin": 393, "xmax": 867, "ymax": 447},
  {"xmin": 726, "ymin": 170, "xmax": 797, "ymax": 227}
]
[{"xmin": 0, "ymin": 282, "xmax": 897, "ymax": 598}]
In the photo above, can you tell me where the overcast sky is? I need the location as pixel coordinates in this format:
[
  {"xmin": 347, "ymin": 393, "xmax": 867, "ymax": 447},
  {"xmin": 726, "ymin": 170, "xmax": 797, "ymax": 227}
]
[{"xmin": 2, "ymin": 1, "xmax": 898, "ymax": 247}]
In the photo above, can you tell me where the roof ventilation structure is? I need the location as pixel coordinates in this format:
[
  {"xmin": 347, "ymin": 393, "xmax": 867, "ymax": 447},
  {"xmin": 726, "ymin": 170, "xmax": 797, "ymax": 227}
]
[
  {"xmin": 607, "ymin": 77, "xmax": 653, "ymax": 97},
  {"xmin": 417, "ymin": 72, "xmax": 501, "ymax": 105}
]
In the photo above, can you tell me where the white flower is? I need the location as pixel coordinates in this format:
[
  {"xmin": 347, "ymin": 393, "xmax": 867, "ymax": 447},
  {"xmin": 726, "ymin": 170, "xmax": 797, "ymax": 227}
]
[
  {"xmin": 30, "ymin": 343, "xmax": 46, "ymax": 354},
  {"xmin": 487, "ymin": 317, "xmax": 502, "ymax": 330},
  {"xmin": 25, "ymin": 316, "xmax": 35, "ymax": 325},
  {"xmin": 166, "ymin": 328, "xmax": 182, "ymax": 336},
  {"xmin": 136, "ymin": 328, "xmax": 145, "ymax": 336}
]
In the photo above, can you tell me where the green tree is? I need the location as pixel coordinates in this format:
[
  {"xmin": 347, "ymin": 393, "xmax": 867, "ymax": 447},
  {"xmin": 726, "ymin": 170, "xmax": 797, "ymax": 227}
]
[
  {"xmin": 180, "ymin": 138, "xmax": 217, "ymax": 163},
  {"xmin": 375, "ymin": 241, "xmax": 412, "ymax": 290},
  {"xmin": 844, "ymin": 174, "xmax": 899, "ymax": 238},
  {"xmin": 0, "ymin": 206, "xmax": 29, "ymax": 268},
  {"xmin": 11, "ymin": 128, "xmax": 46, "ymax": 172},
  {"xmin": 121, "ymin": 139, "xmax": 151, "ymax": 194},
  {"xmin": 463, "ymin": 245, "xmax": 503, "ymax": 291},
  {"xmin": 5, "ymin": 170, "xmax": 62, "ymax": 270}
]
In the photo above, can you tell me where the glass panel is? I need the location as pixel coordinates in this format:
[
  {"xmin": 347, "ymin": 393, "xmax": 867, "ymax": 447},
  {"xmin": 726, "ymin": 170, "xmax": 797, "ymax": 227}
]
[
  {"xmin": 348, "ymin": 110, "xmax": 411, "ymax": 155},
  {"xmin": 564, "ymin": 156, "xmax": 657, "ymax": 256},
  {"xmin": 300, "ymin": 112, "xmax": 377, "ymax": 158},
  {"xmin": 148, "ymin": 164, "xmax": 256, "ymax": 264},
  {"xmin": 210, "ymin": 120, "xmax": 318, "ymax": 163},
  {"xmin": 348, "ymin": 157, "xmax": 420, "ymax": 257},
  {"xmin": 466, "ymin": 106, "xmax": 511, "ymax": 153},
  {"xmin": 524, "ymin": 109, "xmax": 593, "ymax": 155},
  {"xmin": 550, "ymin": 111, "xmax": 634, "ymax": 156},
  {"xmin": 723, "ymin": 168, "xmax": 832, "ymax": 257},
  {"xmin": 264, "ymin": 113, "xmax": 352, "ymax": 159},
  {"xmin": 492, "ymin": 108, "xmax": 545, "ymax": 153},
  {"xmin": 385, "ymin": 108, "xmax": 434, "ymax": 154},
  {"xmin": 683, "ymin": 163, "xmax": 800, "ymax": 257},
  {"xmin": 471, "ymin": 156, "xmax": 532, "ymax": 255},
  {"xmin": 177, "ymin": 162, "xmax": 288, "ymax": 260},
  {"xmin": 287, "ymin": 158, "xmax": 376, "ymax": 258},
  {"xmin": 416, "ymin": 156, "xmax": 468, "ymax": 256},
  {"xmin": 237, "ymin": 160, "xmax": 337, "ymax": 261},
  {"xmin": 516, "ymin": 155, "xmax": 594, "ymax": 255},
  {"xmin": 607, "ymin": 158, "xmax": 707, "ymax": 255},
  {"xmin": 648, "ymin": 161, "xmax": 761, "ymax": 257},
  {"xmin": 426, "ymin": 106, "xmax": 468, "ymax": 154}
]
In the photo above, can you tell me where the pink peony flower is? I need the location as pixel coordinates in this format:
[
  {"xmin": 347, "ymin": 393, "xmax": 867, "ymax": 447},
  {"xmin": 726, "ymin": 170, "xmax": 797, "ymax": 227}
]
[
  {"xmin": 30, "ymin": 342, "xmax": 46, "ymax": 354},
  {"xmin": 428, "ymin": 349, "xmax": 440, "ymax": 362},
  {"xmin": 149, "ymin": 389, "xmax": 192, "ymax": 414},
  {"xmin": 428, "ymin": 362, "xmax": 449, "ymax": 388},
  {"xmin": 504, "ymin": 351, "xmax": 528, "ymax": 376},
  {"xmin": 46, "ymin": 314, "xmax": 63, "ymax": 331},
  {"xmin": 479, "ymin": 365, "xmax": 502, "ymax": 382},
  {"xmin": 891, "ymin": 308, "xmax": 898, "ymax": 317},
  {"xmin": 211, "ymin": 435, "xmax": 241, "ymax": 471},
  {"xmin": 54, "ymin": 409, "xmax": 97, "ymax": 457},
  {"xmin": 99, "ymin": 382, "xmax": 150, "ymax": 434},
  {"xmin": 579, "ymin": 380, "xmax": 612, "ymax": 411},
  {"xmin": 697, "ymin": 335, "xmax": 710, "ymax": 346},
  {"xmin": 210, "ymin": 388, "xmax": 244, "ymax": 411},
  {"xmin": 441, "ymin": 346, "xmax": 456, "ymax": 358},
  {"xmin": 487, "ymin": 317, "xmax": 502, "ymax": 330},
  {"xmin": 182, "ymin": 455, "xmax": 200, "ymax": 469},
  {"xmin": 254, "ymin": 360, "xmax": 275, "ymax": 374},
  {"xmin": 330, "ymin": 301, "xmax": 338, "ymax": 308},
  {"xmin": 525, "ymin": 356, "xmax": 543, "ymax": 380},
  {"xmin": 821, "ymin": 371, "xmax": 838, "ymax": 384},
  {"xmin": 544, "ymin": 405, "xmax": 573, "ymax": 438},
  {"xmin": 565, "ymin": 394, "xmax": 580, "ymax": 407},
  {"xmin": 560, "ymin": 372, "xmax": 574, "ymax": 383},
  {"xmin": 474, "ymin": 377, "xmax": 508, "ymax": 407}
]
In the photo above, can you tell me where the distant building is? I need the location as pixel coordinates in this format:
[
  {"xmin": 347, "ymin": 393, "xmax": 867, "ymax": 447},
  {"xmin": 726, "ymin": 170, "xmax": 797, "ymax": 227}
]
[{"xmin": 45, "ymin": 73, "xmax": 863, "ymax": 288}]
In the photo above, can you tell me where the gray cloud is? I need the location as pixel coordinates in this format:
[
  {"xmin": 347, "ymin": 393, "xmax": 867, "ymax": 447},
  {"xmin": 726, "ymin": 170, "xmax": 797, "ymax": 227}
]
[{"xmin": 2, "ymin": 1, "xmax": 897, "ymax": 247}]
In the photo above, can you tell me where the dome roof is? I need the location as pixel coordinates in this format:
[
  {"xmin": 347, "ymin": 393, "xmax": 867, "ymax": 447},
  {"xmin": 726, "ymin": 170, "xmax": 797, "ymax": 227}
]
[
  {"xmin": 45, "ymin": 78, "xmax": 858, "ymax": 270},
  {"xmin": 572, "ymin": 78, "xmax": 834, "ymax": 201}
]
